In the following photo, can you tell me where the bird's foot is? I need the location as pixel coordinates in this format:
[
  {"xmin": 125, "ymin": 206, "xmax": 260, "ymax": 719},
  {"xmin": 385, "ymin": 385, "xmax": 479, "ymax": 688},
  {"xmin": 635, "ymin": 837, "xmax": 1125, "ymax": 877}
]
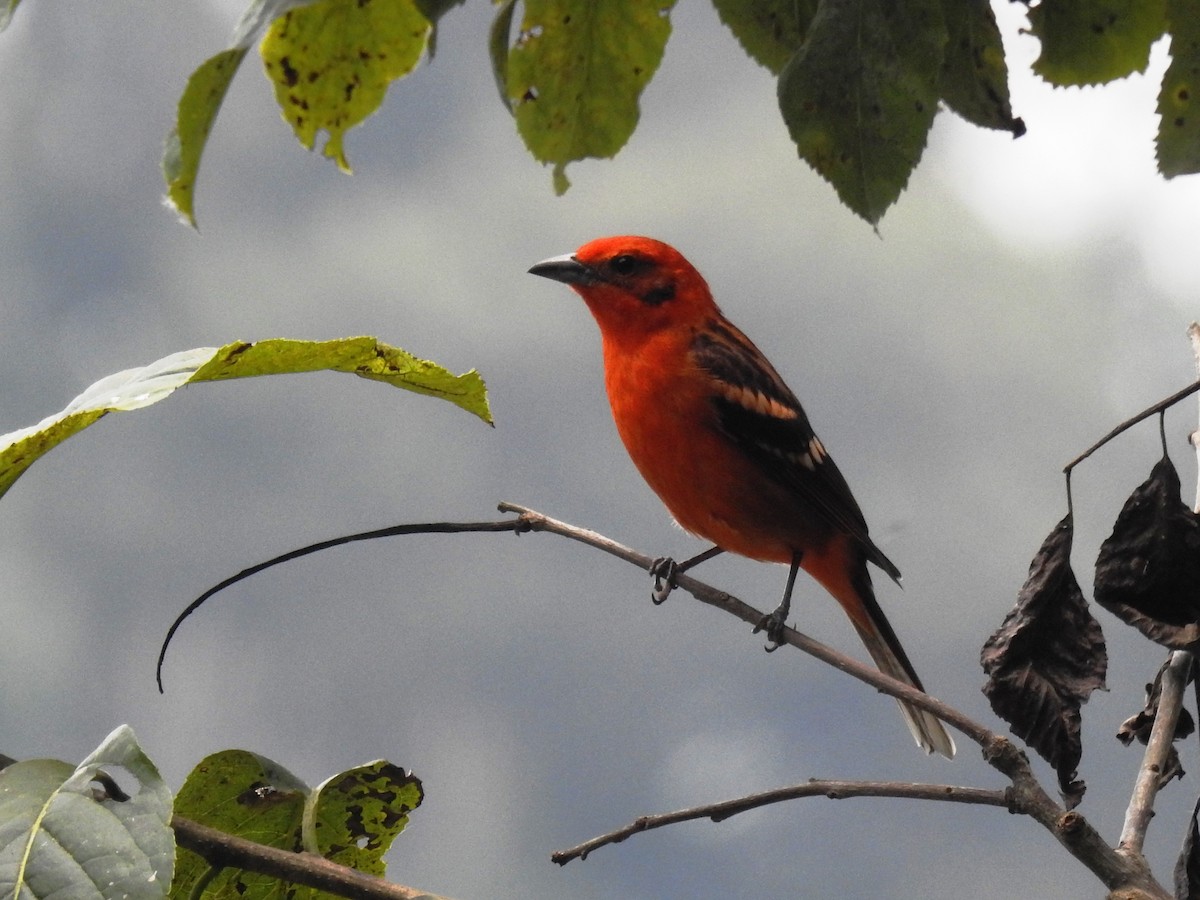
[
  {"xmin": 753, "ymin": 605, "xmax": 789, "ymax": 652},
  {"xmin": 649, "ymin": 557, "xmax": 677, "ymax": 604}
]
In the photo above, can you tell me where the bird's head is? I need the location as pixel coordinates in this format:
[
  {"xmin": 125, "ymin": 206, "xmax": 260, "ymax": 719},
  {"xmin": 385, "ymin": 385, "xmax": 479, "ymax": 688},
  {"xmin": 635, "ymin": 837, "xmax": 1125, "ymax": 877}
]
[{"xmin": 529, "ymin": 236, "xmax": 718, "ymax": 341}]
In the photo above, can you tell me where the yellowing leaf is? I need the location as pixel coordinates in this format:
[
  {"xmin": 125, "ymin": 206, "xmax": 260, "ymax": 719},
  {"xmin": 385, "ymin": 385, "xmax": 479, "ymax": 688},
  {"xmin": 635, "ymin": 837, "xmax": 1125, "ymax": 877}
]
[
  {"xmin": 261, "ymin": 0, "xmax": 432, "ymax": 171},
  {"xmin": 164, "ymin": 48, "xmax": 250, "ymax": 227},
  {"xmin": 505, "ymin": 0, "xmax": 675, "ymax": 194},
  {"xmin": 0, "ymin": 337, "xmax": 491, "ymax": 502}
]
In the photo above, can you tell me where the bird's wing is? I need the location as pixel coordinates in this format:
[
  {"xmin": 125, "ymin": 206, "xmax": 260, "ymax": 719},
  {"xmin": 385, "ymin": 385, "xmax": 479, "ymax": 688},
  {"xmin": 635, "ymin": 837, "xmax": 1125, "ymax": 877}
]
[{"xmin": 690, "ymin": 320, "xmax": 901, "ymax": 582}]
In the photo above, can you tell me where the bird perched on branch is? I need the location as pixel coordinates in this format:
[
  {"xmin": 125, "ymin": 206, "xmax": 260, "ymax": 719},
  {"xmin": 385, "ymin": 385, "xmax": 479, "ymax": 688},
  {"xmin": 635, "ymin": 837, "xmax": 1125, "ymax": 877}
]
[{"xmin": 529, "ymin": 236, "xmax": 954, "ymax": 758}]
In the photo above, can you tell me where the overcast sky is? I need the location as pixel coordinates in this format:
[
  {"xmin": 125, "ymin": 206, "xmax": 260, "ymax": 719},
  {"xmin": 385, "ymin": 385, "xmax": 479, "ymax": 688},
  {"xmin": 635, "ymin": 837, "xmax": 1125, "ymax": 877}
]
[{"xmin": 3, "ymin": 2, "xmax": 1200, "ymax": 898}]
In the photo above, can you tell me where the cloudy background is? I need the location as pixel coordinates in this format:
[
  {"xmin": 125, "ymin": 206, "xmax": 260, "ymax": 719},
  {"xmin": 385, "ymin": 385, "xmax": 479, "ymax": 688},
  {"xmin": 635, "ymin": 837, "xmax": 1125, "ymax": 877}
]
[{"xmin": 3, "ymin": 2, "xmax": 1200, "ymax": 897}]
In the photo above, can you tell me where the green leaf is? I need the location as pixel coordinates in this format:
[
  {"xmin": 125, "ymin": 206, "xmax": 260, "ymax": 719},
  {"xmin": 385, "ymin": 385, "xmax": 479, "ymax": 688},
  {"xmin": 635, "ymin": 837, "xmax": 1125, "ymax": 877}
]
[
  {"xmin": 0, "ymin": 336, "xmax": 491, "ymax": 502},
  {"xmin": 261, "ymin": 0, "xmax": 432, "ymax": 172},
  {"xmin": 505, "ymin": 0, "xmax": 675, "ymax": 194},
  {"xmin": 173, "ymin": 752, "xmax": 423, "ymax": 899},
  {"xmin": 489, "ymin": 0, "xmax": 519, "ymax": 110},
  {"xmin": 712, "ymin": 0, "xmax": 817, "ymax": 75},
  {"xmin": 777, "ymin": 0, "xmax": 946, "ymax": 225},
  {"xmin": 164, "ymin": 48, "xmax": 250, "ymax": 228},
  {"xmin": 1029, "ymin": 0, "xmax": 1168, "ymax": 86},
  {"xmin": 172, "ymin": 750, "xmax": 309, "ymax": 899},
  {"xmin": 1158, "ymin": 0, "xmax": 1200, "ymax": 176},
  {"xmin": 940, "ymin": 0, "xmax": 1024, "ymax": 136},
  {"xmin": 0, "ymin": 726, "xmax": 174, "ymax": 900},
  {"xmin": 161, "ymin": 0, "xmax": 318, "ymax": 227},
  {"xmin": 0, "ymin": 0, "xmax": 21, "ymax": 31},
  {"xmin": 302, "ymin": 762, "xmax": 423, "ymax": 874}
]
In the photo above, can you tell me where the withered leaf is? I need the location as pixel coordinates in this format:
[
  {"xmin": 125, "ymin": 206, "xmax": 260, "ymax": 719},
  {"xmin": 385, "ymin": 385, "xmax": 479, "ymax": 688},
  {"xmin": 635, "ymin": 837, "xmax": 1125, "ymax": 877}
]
[
  {"xmin": 1176, "ymin": 796, "xmax": 1200, "ymax": 900},
  {"xmin": 982, "ymin": 514, "xmax": 1108, "ymax": 807},
  {"xmin": 1095, "ymin": 454, "xmax": 1200, "ymax": 649},
  {"xmin": 1117, "ymin": 657, "xmax": 1194, "ymax": 787}
]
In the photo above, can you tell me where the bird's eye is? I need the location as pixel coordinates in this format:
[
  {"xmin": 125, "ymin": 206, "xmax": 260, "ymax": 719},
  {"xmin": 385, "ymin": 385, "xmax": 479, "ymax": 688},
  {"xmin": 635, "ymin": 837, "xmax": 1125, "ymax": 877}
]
[{"xmin": 609, "ymin": 254, "xmax": 639, "ymax": 275}]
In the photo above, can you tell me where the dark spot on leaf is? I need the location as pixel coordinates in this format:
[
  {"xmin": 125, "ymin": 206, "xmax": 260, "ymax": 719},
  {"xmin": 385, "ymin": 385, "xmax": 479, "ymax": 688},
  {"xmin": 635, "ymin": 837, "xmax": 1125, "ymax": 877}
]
[{"xmin": 279, "ymin": 56, "xmax": 299, "ymax": 87}]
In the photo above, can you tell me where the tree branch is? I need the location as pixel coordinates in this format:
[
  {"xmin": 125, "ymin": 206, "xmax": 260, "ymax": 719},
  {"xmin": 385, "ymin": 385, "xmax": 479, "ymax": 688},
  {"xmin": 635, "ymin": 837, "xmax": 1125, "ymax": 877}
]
[
  {"xmin": 171, "ymin": 814, "xmax": 456, "ymax": 900},
  {"xmin": 1063, "ymin": 376, "xmax": 1200, "ymax": 473},
  {"xmin": 163, "ymin": 501, "xmax": 1176, "ymax": 897},
  {"xmin": 551, "ymin": 780, "xmax": 1012, "ymax": 864},
  {"xmin": 1118, "ymin": 650, "xmax": 1194, "ymax": 856}
]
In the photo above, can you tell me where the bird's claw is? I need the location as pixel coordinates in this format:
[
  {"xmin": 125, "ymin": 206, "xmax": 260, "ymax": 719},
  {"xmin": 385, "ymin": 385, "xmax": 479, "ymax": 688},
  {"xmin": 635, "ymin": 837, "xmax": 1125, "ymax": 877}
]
[
  {"xmin": 753, "ymin": 607, "xmax": 788, "ymax": 652},
  {"xmin": 649, "ymin": 556, "xmax": 677, "ymax": 604}
]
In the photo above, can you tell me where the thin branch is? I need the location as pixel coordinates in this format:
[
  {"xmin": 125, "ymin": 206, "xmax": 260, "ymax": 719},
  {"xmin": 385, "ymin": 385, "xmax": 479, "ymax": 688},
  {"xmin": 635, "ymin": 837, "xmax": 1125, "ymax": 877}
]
[
  {"xmin": 156, "ymin": 519, "xmax": 527, "ymax": 691},
  {"xmin": 169, "ymin": 814, "xmax": 456, "ymax": 900},
  {"xmin": 1063, "ymin": 377, "xmax": 1200, "ymax": 473},
  {"xmin": 551, "ymin": 780, "xmax": 1011, "ymax": 864},
  {"xmin": 163, "ymin": 502, "xmax": 1170, "ymax": 896},
  {"xmin": 497, "ymin": 502, "xmax": 992, "ymax": 748},
  {"xmin": 1119, "ymin": 651, "xmax": 1195, "ymax": 856}
]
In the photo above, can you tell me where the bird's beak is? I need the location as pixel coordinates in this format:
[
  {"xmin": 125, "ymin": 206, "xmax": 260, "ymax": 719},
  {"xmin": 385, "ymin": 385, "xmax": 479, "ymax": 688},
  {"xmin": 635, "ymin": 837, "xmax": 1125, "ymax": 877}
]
[{"xmin": 528, "ymin": 253, "xmax": 597, "ymax": 286}]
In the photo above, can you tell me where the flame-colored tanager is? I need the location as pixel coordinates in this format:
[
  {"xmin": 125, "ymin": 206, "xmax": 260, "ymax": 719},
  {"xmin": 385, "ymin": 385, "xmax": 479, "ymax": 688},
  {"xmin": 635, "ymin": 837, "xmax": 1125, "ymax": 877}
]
[{"xmin": 529, "ymin": 235, "xmax": 954, "ymax": 758}]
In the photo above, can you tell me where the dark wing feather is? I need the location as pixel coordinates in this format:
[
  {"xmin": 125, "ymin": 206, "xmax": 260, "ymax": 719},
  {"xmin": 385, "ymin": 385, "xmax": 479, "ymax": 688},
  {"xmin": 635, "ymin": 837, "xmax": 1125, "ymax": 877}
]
[{"xmin": 691, "ymin": 320, "xmax": 901, "ymax": 583}]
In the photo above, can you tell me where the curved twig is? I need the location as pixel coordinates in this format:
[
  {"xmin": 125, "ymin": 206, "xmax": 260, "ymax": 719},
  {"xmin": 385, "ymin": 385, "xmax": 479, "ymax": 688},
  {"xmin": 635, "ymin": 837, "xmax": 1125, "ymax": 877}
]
[
  {"xmin": 156, "ymin": 519, "xmax": 527, "ymax": 691},
  {"xmin": 551, "ymin": 780, "xmax": 1011, "ymax": 864}
]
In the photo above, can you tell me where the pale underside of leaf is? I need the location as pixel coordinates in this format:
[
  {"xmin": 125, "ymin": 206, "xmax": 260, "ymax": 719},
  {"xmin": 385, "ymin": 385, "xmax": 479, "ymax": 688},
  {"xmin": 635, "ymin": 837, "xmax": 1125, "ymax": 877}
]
[
  {"xmin": 0, "ymin": 337, "xmax": 491, "ymax": 502},
  {"xmin": 0, "ymin": 726, "xmax": 173, "ymax": 900}
]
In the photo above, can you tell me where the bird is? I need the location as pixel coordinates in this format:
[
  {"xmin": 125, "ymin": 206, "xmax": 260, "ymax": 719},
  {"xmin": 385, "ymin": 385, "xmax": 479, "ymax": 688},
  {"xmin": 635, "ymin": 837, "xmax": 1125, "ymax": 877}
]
[{"xmin": 528, "ymin": 236, "xmax": 955, "ymax": 758}]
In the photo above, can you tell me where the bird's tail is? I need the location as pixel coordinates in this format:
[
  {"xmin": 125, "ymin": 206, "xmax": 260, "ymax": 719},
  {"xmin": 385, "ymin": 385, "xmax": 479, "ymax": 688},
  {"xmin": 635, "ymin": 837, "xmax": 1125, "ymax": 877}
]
[{"xmin": 805, "ymin": 538, "xmax": 956, "ymax": 759}]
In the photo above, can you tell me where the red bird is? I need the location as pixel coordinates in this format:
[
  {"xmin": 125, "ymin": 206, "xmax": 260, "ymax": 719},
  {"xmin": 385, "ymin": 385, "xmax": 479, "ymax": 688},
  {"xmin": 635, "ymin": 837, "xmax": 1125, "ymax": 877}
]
[{"xmin": 529, "ymin": 236, "xmax": 954, "ymax": 758}]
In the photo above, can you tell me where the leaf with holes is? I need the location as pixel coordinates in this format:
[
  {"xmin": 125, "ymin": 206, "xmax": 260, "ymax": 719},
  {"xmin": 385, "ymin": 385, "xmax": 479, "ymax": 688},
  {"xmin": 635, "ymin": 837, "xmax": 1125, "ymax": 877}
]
[
  {"xmin": 0, "ymin": 726, "xmax": 174, "ymax": 900},
  {"xmin": 302, "ymin": 761, "xmax": 423, "ymax": 874},
  {"xmin": 1094, "ymin": 454, "xmax": 1200, "ymax": 649},
  {"xmin": 981, "ymin": 515, "xmax": 1107, "ymax": 807},
  {"xmin": 171, "ymin": 750, "xmax": 309, "ymax": 898}
]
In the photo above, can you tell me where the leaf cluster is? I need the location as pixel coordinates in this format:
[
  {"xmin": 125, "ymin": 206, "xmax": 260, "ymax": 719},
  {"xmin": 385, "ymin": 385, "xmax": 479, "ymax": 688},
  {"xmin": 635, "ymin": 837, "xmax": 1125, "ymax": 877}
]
[
  {"xmin": 5, "ymin": 0, "xmax": 1191, "ymax": 226},
  {"xmin": 0, "ymin": 728, "xmax": 439, "ymax": 900},
  {"xmin": 982, "ymin": 422, "xmax": 1200, "ymax": 869}
]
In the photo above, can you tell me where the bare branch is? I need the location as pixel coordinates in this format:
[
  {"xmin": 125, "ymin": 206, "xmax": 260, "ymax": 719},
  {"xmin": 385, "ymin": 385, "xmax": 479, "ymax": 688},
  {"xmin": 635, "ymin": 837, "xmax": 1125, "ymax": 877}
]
[
  {"xmin": 497, "ymin": 502, "xmax": 989, "ymax": 747},
  {"xmin": 551, "ymin": 780, "xmax": 1011, "ymax": 864},
  {"xmin": 1064, "ymin": 377, "xmax": 1200, "ymax": 473},
  {"xmin": 171, "ymin": 814, "xmax": 455, "ymax": 900},
  {"xmin": 1119, "ymin": 651, "xmax": 1194, "ymax": 856}
]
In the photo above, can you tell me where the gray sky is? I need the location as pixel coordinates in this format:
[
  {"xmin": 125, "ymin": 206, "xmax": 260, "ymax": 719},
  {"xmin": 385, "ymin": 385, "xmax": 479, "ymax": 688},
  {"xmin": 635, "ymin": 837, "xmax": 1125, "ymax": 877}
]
[{"xmin": 3, "ymin": 3, "xmax": 1200, "ymax": 898}]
